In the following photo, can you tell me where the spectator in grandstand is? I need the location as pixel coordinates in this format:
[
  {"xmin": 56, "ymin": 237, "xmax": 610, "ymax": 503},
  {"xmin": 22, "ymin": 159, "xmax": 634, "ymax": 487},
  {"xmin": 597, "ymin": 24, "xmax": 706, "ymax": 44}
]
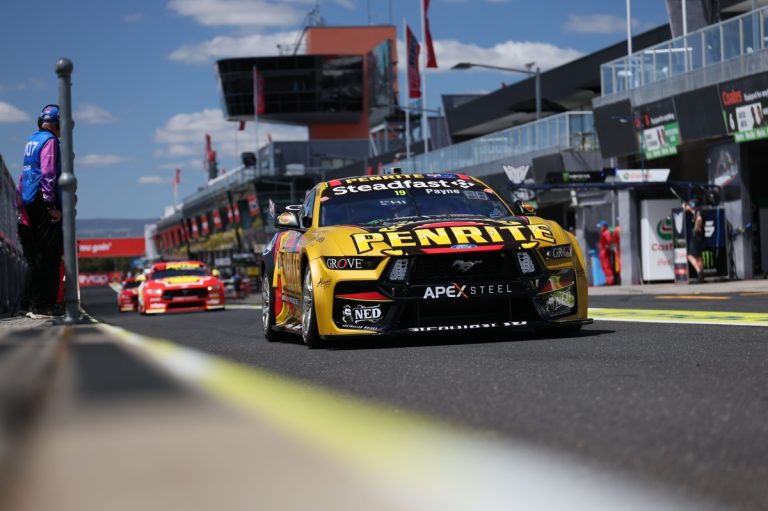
[{"xmin": 16, "ymin": 105, "xmax": 64, "ymax": 319}]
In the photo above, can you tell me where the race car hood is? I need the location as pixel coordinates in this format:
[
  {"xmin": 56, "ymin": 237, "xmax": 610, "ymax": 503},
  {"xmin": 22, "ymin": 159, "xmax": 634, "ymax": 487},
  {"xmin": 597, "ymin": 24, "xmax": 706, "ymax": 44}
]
[{"xmin": 315, "ymin": 216, "xmax": 564, "ymax": 257}]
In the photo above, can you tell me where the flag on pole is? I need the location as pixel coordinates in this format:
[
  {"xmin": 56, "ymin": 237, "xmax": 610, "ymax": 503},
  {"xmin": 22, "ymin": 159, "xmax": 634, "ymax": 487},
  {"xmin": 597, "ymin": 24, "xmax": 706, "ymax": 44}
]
[
  {"xmin": 173, "ymin": 168, "xmax": 181, "ymax": 189},
  {"xmin": 406, "ymin": 25, "xmax": 422, "ymax": 99},
  {"xmin": 253, "ymin": 68, "xmax": 265, "ymax": 116},
  {"xmin": 423, "ymin": 0, "xmax": 438, "ymax": 68}
]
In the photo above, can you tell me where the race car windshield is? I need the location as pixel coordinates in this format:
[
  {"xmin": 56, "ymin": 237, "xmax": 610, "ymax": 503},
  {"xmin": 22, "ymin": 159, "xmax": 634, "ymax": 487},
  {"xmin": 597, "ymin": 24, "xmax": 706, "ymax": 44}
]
[
  {"xmin": 320, "ymin": 186, "xmax": 511, "ymax": 226},
  {"xmin": 151, "ymin": 268, "xmax": 209, "ymax": 279},
  {"xmin": 122, "ymin": 281, "xmax": 141, "ymax": 289}
]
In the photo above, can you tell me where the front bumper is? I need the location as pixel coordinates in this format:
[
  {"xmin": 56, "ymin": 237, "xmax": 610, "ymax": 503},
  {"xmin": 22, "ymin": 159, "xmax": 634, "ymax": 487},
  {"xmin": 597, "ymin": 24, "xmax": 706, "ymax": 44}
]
[
  {"xmin": 144, "ymin": 288, "xmax": 224, "ymax": 314},
  {"xmin": 310, "ymin": 254, "xmax": 589, "ymax": 338}
]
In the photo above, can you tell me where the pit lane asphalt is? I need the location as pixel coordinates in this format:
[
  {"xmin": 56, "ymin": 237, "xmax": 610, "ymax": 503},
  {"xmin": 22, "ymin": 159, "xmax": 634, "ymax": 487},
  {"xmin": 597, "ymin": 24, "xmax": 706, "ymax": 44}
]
[{"xmin": 82, "ymin": 287, "xmax": 768, "ymax": 510}]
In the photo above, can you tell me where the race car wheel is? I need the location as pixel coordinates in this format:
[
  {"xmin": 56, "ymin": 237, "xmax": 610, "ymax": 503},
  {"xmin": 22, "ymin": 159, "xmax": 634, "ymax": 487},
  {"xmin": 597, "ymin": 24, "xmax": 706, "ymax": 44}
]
[
  {"xmin": 262, "ymin": 274, "xmax": 285, "ymax": 342},
  {"xmin": 301, "ymin": 267, "xmax": 322, "ymax": 348}
]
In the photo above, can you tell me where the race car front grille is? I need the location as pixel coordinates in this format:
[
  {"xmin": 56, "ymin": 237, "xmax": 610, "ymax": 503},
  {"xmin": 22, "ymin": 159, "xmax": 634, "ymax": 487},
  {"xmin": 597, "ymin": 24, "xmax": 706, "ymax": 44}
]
[
  {"xmin": 409, "ymin": 252, "xmax": 524, "ymax": 283},
  {"xmin": 162, "ymin": 288, "xmax": 208, "ymax": 300}
]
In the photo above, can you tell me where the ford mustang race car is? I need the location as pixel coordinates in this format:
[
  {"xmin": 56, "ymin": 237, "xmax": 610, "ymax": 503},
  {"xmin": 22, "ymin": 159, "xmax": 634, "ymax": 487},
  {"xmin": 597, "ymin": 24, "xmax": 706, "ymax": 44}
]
[
  {"xmin": 262, "ymin": 173, "xmax": 591, "ymax": 348},
  {"xmin": 138, "ymin": 260, "xmax": 225, "ymax": 315},
  {"xmin": 117, "ymin": 276, "xmax": 141, "ymax": 312}
]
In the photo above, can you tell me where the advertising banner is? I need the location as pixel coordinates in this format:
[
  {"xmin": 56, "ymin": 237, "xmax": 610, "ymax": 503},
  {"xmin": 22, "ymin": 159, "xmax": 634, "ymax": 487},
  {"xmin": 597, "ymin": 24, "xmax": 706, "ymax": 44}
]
[
  {"xmin": 640, "ymin": 200, "xmax": 678, "ymax": 281},
  {"xmin": 707, "ymin": 142, "xmax": 742, "ymax": 201},
  {"xmin": 700, "ymin": 208, "xmax": 728, "ymax": 278},
  {"xmin": 633, "ymin": 98, "xmax": 681, "ymax": 160},
  {"xmin": 719, "ymin": 72, "xmax": 768, "ymax": 142},
  {"xmin": 615, "ymin": 168, "xmax": 670, "ymax": 183},
  {"xmin": 79, "ymin": 272, "xmax": 122, "ymax": 287},
  {"xmin": 77, "ymin": 238, "xmax": 146, "ymax": 259}
]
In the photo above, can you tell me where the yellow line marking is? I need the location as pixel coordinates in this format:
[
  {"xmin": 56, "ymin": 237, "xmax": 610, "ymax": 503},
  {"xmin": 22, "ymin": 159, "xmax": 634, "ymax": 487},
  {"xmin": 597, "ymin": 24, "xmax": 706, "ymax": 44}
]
[
  {"xmin": 90, "ymin": 322, "xmax": 708, "ymax": 510},
  {"xmin": 589, "ymin": 308, "xmax": 768, "ymax": 327},
  {"xmin": 224, "ymin": 304, "xmax": 262, "ymax": 310},
  {"xmin": 739, "ymin": 291, "xmax": 768, "ymax": 296},
  {"xmin": 654, "ymin": 295, "xmax": 730, "ymax": 300}
]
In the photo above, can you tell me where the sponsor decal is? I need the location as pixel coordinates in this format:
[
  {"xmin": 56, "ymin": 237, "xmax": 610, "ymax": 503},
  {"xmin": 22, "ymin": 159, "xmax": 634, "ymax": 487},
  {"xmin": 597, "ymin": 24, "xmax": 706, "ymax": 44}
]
[
  {"xmin": 163, "ymin": 262, "xmax": 204, "ymax": 270},
  {"xmin": 342, "ymin": 304, "xmax": 383, "ymax": 325},
  {"xmin": 544, "ymin": 288, "xmax": 575, "ymax": 314},
  {"xmin": 422, "ymin": 283, "xmax": 517, "ymax": 299},
  {"xmin": 408, "ymin": 321, "xmax": 527, "ymax": 332},
  {"xmin": 324, "ymin": 257, "xmax": 368, "ymax": 270},
  {"xmin": 330, "ymin": 178, "xmax": 475, "ymax": 196},
  {"xmin": 350, "ymin": 221, "xmax": 556, "ymax": 255},
  {"xmin": 452, "ymin": 260, "xmax": 482, "ymax": 272},
  {"xmin": 316, "ymin": 277, "xmax": 332, "ymax": 289}
]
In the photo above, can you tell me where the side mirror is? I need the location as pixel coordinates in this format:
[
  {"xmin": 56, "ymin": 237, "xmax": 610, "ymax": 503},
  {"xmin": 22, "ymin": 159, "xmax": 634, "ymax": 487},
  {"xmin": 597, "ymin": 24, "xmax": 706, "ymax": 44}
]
[
  {"xmin": 275, "ymin": 210, "xmax": 300, "ymax": 229},
  {"xmin": 512, "ymin": 199, "xmax": 537, "ymax": 216}
]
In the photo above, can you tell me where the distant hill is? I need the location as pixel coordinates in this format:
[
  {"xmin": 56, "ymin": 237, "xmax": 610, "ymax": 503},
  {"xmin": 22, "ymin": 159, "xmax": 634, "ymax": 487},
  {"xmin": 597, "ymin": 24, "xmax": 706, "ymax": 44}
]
[{"xmin": 77, "ymin": 218, "xmax": 156, "ymax": 239}]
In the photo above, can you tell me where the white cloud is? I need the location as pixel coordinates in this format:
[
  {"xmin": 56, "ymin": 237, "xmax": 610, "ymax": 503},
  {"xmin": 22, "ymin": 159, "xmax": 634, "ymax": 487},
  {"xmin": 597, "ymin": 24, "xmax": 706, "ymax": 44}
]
[
  {"xmin": 335, "ymin": 0, "xmax": 356, "ymax": 9},
  {"xmin": 124, "ymin": 13, "xmax": 143, "ymax": 23},
  {"xmin": 0, "ymin": 102, "xmax": 31, "ymax": 123},
  {"xmin": 154, "ymin": 108, "xmax": 307, "ymax": 168},
  {"xmin": 169, "ymin": 31, "xmax": 300, "ymax": 64},
  {"xmin": 0, "ymin": 78, "xmax": 46, "ymax": 93},
  {"xmin": 75, "ymin": 104, "xmax": 117, "ymax": 124},
  {"xmin": 396, "ymin": 38, "xmax": 583, "ymax": 73},
  {"xmin": 78, "ymin": 154, "xmax": 128, "ymax": 167},
  {"xmin": 563, "ymin": 14, "xmax": 641, "ymax": 34},
  {"xmin": 167, "ymin": 0, "xmax": 304, "ymax": 28},
  {"xmin": 139, "ymin": 176, "xmax": 170, "ymax": 185}
]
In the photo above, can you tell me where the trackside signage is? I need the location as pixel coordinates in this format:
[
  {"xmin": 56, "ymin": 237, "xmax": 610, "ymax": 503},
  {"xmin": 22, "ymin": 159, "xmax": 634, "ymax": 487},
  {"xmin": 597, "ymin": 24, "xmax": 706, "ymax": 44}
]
[
  {"xmin": 719, "ymin": 72, "xmax": 768, "ymax": 143},
  {"xmin": 633, "ymin": 98, "xmax": 681, "ymax": 160},
  {"xmin": 77, "ymin": 237, "xmax": 146, "ymax": 258}
]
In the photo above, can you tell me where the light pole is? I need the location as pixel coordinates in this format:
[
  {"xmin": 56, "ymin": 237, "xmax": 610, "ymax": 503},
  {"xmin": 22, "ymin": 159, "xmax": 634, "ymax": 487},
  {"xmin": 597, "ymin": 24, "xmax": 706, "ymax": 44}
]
[{"xmin": 452, "ymin": 61, "xmax": 542, "ymax": 120}]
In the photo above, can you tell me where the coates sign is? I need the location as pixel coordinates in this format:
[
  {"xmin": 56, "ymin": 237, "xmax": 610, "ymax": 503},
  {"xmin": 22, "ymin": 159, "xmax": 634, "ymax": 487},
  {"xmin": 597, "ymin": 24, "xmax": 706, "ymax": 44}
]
[
  {"xmin": 719, "ymin": 72, "xmax": 768, "ymax": 143},
  {"xmin": 78, "ymin": 237, "xmax": 145, "ymax": 258}
]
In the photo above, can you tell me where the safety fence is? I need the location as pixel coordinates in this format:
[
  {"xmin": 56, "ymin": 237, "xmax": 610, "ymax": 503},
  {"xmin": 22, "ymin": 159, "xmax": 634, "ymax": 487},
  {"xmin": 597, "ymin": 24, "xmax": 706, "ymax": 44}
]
[{"xmin": 0, "ymin": 153, "xmax": 26, "ymax": 313}]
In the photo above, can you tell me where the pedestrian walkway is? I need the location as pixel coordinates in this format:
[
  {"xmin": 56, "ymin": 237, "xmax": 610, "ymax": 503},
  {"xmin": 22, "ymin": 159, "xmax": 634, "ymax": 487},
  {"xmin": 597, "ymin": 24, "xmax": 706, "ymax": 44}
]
[{"xmin": 589, "ymin": 277, "xmax": 768, "ymax": 296}]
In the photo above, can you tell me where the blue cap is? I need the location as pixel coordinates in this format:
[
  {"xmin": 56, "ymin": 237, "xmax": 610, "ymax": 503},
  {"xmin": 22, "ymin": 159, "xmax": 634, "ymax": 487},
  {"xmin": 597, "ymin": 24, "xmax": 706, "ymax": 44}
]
[
  {"xmin": 597, "ymin": 220, "xmax": 608, "ymax": 228},
  {"xmin": 38, "ymin": 104, "xmax": 60, "ymax": 127},
  {"xmin": 689, "ymin": 200, "xmax": 697, "ymax": 209}
]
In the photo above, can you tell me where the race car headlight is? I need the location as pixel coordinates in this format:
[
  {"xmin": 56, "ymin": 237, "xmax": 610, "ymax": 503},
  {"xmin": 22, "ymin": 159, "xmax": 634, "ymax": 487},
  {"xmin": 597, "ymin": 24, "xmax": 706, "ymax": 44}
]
[
  {"xmin": 207, "ymin": 285, "xmax": 221, "ymax": 291},
  {"xmin": 145, "ymin": 288, "xmax": 163, "ymax": 295},
  {"xmin": 387, "ymin": 258, "xmax": 410, "ymax": 281},
  {"xmin": 323, "ymin": 256, "xmax": 383, "ymax": 270},
  {"xmin": 516, "ymin": 252, "xmax": 537, "ymax": 274},
  {"xmin": 540, "ymin": 244, "xmax": 573, "ymax": 261}
]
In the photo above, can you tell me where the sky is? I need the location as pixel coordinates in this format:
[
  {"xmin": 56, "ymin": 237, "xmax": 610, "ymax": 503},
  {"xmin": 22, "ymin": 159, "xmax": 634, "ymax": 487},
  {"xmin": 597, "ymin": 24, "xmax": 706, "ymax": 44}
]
[{"xmin": 0, "ymin": 0, "xmax": 669, "ymax": 220}]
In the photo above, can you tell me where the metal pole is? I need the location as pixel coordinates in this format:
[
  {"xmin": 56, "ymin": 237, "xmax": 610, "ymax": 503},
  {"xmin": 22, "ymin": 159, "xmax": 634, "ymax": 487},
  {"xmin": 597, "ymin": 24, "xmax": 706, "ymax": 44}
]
[
  {"xmin": 535, "ymin": 67, "xmax": 542, "ymax": 120},
  {"xmin": 682, "ymin": 0, "xmax": 688, "ymax": 36},
  {"xmin": 626, "ymin": 0, "xmax": 633, "ymax": 55},
  {"xmin": 56, "ymin": 58, "xmax": 81, "ymax": 324},
  {"xmin": 421, "ymin": 0, "xmax": 430, "ymax": 170}
]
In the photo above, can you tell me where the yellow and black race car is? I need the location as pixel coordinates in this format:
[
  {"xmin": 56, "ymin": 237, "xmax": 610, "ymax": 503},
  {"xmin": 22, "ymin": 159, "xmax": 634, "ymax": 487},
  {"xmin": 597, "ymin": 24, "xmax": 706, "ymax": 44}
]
[{"xmin": 262, "ymin": 173, "xmax": 591, "ymax": 348}]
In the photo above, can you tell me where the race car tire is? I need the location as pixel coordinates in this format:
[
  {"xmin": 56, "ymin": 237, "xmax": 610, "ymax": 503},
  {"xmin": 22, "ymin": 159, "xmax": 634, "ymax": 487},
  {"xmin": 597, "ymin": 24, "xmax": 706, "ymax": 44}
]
[
  {"xmin": 300, "ymin": 266, "xmax": 323, "ymax": 348},
  {"xmin": 262, "ymin": 274, "xmax": 288, "ymax": 342}
]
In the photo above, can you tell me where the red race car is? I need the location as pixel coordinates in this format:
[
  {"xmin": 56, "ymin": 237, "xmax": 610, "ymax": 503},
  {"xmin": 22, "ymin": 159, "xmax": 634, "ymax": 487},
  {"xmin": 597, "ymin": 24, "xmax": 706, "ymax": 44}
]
[
  {"xmin": 138, "ymin": 261, "xmax": 225, "ymax": 315},
  {"xmin": 117, "ymin": 276, "xmax": 142, "ymax": 312}
]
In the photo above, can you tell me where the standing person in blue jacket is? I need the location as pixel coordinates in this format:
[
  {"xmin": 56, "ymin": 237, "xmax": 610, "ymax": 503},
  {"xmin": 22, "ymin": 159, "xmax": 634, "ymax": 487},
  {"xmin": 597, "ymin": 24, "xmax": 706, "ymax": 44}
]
[{"xmin": 16, "ymin": 105, "xmax": 63, "ymax": 318}]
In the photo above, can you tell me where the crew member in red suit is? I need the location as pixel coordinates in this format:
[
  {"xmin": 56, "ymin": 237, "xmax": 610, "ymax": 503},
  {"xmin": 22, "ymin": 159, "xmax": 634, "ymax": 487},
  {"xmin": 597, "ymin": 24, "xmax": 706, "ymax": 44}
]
[{"xmin": 597, "ymin": 220, "xmax": 615, "ymax": 285}]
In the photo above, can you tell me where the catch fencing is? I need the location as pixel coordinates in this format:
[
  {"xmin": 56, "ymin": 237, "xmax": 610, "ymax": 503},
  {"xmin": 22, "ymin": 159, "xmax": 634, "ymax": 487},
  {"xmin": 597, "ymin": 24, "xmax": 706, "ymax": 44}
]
[{"xmin": 0, "ymin": 153, "xmax": 26, "ymax": 313}]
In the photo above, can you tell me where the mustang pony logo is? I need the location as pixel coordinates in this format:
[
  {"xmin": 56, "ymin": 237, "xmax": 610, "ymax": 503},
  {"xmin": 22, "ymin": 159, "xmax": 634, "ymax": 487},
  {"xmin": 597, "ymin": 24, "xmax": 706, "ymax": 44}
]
[
  {"xmin": 453, "ymin": 260, "xmax": 482, "ymax": 272},
  {"xmin": 351, "ymin": 222, "xmax": 556, "ymax": 255}
]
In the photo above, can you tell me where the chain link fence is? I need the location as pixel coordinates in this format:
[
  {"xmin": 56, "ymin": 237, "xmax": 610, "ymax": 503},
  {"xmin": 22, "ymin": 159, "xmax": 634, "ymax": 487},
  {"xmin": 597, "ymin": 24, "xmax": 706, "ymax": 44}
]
[{"xmin": 0, "ymin": 153, "xmax": 26, "ymax": 313}]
